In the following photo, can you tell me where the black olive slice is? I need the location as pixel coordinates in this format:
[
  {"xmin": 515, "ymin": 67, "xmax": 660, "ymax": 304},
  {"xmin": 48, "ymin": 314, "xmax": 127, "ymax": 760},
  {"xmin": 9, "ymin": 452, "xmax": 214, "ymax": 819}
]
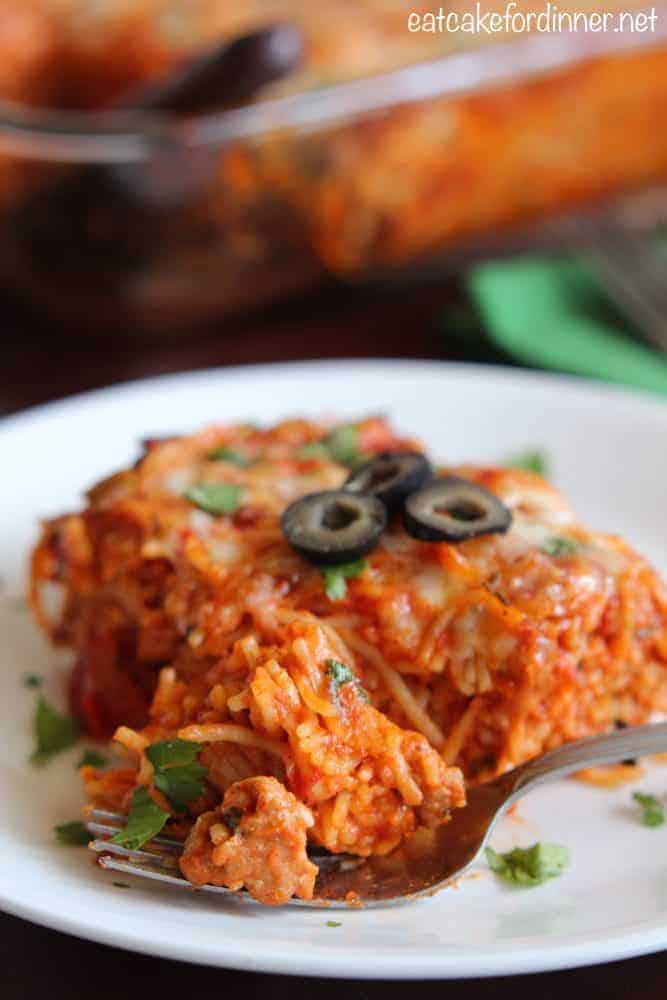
[
  {"xmin": 404, "ymin": 477, "xmax": 512, "ymax": 543},
  {"xmin": 343, "ymin": 451, "xmax": 432, "ymax": 512},
  {"xmin": 281, "ymin": 490, "xmax": 387, "ymax": 565}
]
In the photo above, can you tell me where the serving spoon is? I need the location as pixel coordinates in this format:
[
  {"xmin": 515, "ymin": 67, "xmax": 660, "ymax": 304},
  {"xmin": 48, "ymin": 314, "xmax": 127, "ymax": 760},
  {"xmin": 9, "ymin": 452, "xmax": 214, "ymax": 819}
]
[
  {"xmin": 16, "ymin": 23, "xmax": 303, "ymax": 271},
  {"xmin": 88, "ymin": 720, "xmax": 667, "ymax": 907}
]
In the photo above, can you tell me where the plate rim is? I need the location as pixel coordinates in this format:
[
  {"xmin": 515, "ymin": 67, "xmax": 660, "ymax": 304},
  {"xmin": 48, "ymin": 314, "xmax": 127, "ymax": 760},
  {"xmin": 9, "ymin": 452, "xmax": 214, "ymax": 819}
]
[
  {"xmin": 2, "ymin": 358, "xmax": 667, "ymax": 978},
  {"xmin": 2, "ymin": 357, "xmax": 667, "ymax": 437},
  {"xmin": 1, "ymin": 890, "xmax": 666, "ymax": 978}
]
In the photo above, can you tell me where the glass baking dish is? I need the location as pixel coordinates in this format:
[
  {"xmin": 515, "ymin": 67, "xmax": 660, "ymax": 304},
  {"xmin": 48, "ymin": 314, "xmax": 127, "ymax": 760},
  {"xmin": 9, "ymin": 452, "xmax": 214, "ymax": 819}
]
[{"xmin": 1, "ymin": 8, "xmax": 667, "ymax": 333}]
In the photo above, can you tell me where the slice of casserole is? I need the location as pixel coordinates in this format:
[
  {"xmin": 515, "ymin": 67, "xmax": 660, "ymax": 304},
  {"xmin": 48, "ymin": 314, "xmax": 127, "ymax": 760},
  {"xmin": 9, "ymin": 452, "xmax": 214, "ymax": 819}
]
[{"xmin": 29, "ymin": 417, "xmax": 667, "ymax": 902}]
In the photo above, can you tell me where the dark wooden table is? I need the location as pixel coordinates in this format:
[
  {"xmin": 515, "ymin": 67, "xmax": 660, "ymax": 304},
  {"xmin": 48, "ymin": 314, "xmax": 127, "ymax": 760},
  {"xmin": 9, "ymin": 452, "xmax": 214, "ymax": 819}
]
[{"xmin": 1, "ymin": 280, "xmax": 665, "ymax": 998}]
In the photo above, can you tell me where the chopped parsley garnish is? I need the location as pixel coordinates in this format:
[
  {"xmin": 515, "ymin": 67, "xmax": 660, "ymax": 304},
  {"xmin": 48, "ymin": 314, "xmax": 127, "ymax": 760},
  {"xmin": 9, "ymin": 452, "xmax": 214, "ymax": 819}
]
[
  {"xmin": 632, "ymin": 791, "xmax": 665, "ymax": 828},
  {"xmin": 505, "ymin": 450, "xmax": 549, "ymax": 477},
  {"xmin": 30, "ymin": 695, "xmax": 80, "ymax": 766},
  {"xmin": 298, "ymin": 425, "xmax": 366, "ymax": 469},
  {"xmin": 145, "ymin": 738, "xmax": 206, "ymax": 811},
  {"xmin": 23, "ymin": 673, "xmax": 43, "ymax": 689},
  {"xmin": 323, "ymin": 425, "xmax": 364, "ymax": 467},
  {"xmin": 76, "ymin": 749, "xmax": 108, "ymax": 769},
  {"xmin": 145, "ymin": 738, "xmax": 202, "ymax": 769},
  {"xmin": 184, "ymin": 483, "xmax": 243, "ymax": 515},
  {"xmin": 326, "ymin": 659, "xmax": 369, "ymax": 703},
  {"xmin": 540, "ymin": 536, "xmax": 582, "ymax": 558},
  {"xmin": 112, "ymin": 741, "xmax": 205, "ymax": 850},
  {"xmin": 326, "ymin": 920, "xmax": 342, "ymax": 928},
  {"xmin": 153, "ymin": 765, "xmax": 207, "ymax": 810},
  {"xmin": 208, "ymin": 446, "xmax": 251, "ymax": 466},
  {"xmin": 54, "ymin": 821, "xmax": 90, "ymax": 846},
  {"xmin": 326, "ymin": 659, "xmax": 356, "ymax": 691},
  {"xmin": 321, "ymin": 558, "xmax": 367, "ymax": 601},
  {"xmin": 485, "ymin": 843, "xmax": 570, "ymax": 887},
  {"xmin": 111, "ymin": 787, "xmax": 169, "ymax": 851},
  {"xmin": 112, "ymin": 882, "xmax": 131, "ymax": 889}
]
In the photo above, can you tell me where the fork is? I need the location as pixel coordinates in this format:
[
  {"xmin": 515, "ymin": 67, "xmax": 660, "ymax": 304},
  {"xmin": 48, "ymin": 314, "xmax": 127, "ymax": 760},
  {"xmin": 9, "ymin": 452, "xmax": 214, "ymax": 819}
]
[
  {"xmin": 87, "ymin": 721, "xmax": 667, "ymax": 908},
  {"xmin": 552, "ymin": 214, "xmax": 667, "ymax": 356}
]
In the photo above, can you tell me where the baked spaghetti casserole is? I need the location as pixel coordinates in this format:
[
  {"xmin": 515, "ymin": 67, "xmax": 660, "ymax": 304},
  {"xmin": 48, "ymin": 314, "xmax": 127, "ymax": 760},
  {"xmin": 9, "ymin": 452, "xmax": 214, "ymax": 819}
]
[
  {"xmin": 2, "ymin": 3, "xmax": 667, "ymax": 329},
  {"xmin": 30, "ymin": 417, "xmax": 667, "ymax": 903}
]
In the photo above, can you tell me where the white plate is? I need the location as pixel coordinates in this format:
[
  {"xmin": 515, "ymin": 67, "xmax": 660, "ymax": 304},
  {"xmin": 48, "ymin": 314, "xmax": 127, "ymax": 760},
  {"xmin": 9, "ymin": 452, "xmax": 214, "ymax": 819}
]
[{"xmin": 1, "ymin": 360, "xmax": 667, "ymax": 979}]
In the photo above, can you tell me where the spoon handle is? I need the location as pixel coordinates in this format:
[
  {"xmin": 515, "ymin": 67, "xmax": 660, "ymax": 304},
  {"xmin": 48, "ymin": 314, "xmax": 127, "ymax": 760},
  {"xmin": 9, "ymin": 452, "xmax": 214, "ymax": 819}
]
[
  {"xmin": 501, "ymin": 721, "xmax": 667, "ymax": 800},
  {"xmin": 118, "ymin": 22, "xmax": 303, "ymax": 115}
]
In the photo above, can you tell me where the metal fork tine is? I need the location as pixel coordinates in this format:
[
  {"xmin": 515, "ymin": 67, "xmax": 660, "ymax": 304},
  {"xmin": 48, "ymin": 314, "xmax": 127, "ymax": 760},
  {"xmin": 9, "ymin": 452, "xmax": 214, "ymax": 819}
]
[
  {"xmin": 96, "ymin": 855, "xmax": 330, "ymax": 908},
  {"xmin": 85, "ymin": 807, "xmax": 342, "ymax": 862},
  {"xmin": 86, "ymin": 818, "xmax": 353, "ymax": 909},
  {"xmin": 85, "ymin": 808, "xmax": 127, "ymax": 823},
  {"xmin": 85, "ymin": 808, "xmax": 185, "ymax": 850},
  {"xmin": 86, "ymin": 822, "xmax": 183, "ymax": 854},
  {"xmin": 89, "ymin": 838, "xmax": 181, "ymax": 869},
  {"xmin": 97, "ymin": 854, "xmax": 231, "ymax": 893}
]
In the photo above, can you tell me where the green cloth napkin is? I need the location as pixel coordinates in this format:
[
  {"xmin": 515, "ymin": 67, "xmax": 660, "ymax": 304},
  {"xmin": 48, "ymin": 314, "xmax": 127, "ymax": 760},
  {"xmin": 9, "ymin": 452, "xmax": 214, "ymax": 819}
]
[{"xmin": 466, "ymin": 256, "xmax": 667, "ymax": 396}]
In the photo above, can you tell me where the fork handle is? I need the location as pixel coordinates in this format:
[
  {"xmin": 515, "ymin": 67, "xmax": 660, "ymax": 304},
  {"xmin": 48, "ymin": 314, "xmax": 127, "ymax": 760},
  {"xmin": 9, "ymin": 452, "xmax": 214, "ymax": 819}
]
[{"xmin": 500, "ymin": 721, "xmax": 667, "ymax": 800}]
